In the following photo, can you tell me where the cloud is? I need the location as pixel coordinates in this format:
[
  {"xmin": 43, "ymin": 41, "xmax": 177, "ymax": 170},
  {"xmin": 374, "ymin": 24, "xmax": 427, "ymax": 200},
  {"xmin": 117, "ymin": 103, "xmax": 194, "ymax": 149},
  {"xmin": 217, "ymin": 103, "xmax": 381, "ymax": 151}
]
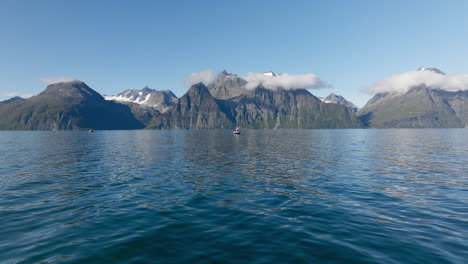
[
  {"xmin": 184, "ymin": 70, "xmax": 217, "ymax": 86},
  {"xmin": 242, "ymin": 72, "xmax": 328, "ymax": 90},
  {"xmin": 367, "ymin": 70, "xmax": 468, "ymax": 94},
  {"xmin": 40, "ymin": 76, "xmax": 76, "ymax": 84}
]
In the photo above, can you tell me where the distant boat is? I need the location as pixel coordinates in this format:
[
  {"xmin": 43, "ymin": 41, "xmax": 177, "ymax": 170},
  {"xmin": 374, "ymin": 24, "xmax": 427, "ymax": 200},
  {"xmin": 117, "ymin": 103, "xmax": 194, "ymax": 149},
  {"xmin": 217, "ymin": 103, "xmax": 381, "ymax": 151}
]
[
  {"xmin": 88, "ymin": 129, "xmax": 94, "ymax": 133},
  {"xmin": 233, "ymin": 127, "xmax": 240, "ymax": 134}
]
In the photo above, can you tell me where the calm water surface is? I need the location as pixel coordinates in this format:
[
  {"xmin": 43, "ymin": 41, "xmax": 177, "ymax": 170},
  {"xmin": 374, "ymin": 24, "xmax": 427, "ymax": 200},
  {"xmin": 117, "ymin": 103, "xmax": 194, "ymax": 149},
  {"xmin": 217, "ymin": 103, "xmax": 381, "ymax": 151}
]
[{"xmin": 0, "ymin": 129, "xmax": 467, "ymax": 263}]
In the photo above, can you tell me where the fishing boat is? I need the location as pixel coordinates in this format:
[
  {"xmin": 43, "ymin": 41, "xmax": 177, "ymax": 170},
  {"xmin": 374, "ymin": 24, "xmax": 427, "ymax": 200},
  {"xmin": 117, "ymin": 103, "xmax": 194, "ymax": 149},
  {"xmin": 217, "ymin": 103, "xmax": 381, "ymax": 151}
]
[{"xmin": 233, "ymin": 127, "xmax": 240, "ymax": 134}]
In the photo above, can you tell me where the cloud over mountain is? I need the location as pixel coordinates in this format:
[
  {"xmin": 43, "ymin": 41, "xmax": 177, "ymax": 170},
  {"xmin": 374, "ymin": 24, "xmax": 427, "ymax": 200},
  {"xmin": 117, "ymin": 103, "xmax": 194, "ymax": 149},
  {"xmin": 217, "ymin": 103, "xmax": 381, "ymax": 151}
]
[
  {"xmin": 184, "ymin": 70, "xmax": 217, "ymax": 86},
  {"xmin": 243, "ymin": 72, "xmax": 327, "ymax": 90},
  {"xmin": 40, "ymin": 76, "xmax": 76, "ymax": 84},
  {"xmin": 367, "ymin": 69, "xmax": 468, "ymax": 94}
]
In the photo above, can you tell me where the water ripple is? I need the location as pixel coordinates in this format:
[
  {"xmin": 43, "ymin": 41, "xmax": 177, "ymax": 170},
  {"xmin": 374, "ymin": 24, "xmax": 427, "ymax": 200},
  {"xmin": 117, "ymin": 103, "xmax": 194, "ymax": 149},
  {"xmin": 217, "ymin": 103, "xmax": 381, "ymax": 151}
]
[{"xmin": 0, "ymin": 129, "xmax": 467, "ymax": 264}]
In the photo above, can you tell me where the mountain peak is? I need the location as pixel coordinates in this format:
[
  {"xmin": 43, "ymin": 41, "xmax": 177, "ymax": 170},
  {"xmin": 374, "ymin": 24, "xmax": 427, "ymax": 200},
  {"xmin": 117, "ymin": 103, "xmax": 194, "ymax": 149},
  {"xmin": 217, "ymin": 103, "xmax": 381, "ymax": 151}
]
[
  {"xmin": 141, "ymin": 86, "xmax": 155, "ymax": 92},
  {"xmin": 188, "ymin": 82, "xmax": 209, "ymax": 93},
  {"xmin": 417, "ymin": 67, "xmax": 445, "ymax": 75},
  {"xmin": 1, "ymin": 96, "xmax": 26, "ymax": 104},
  {"xmin": 38, "ymin": 80, "xmax": 103, "ymax": 103},
  {"xmin": 321, "ymin": 93, "xmax": 358, "ymax": 112},
  {"xmin": 263, "ymin": 71, "xmax": 280, "ymax": 77}
]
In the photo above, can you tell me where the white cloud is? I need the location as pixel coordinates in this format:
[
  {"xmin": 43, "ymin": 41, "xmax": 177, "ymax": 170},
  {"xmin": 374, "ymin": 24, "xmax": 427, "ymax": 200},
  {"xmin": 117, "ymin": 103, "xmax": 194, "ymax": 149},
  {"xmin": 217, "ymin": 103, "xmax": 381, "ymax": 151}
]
[
  {"xmin": 40, "ymin": 76, "xmax": 76, "ymax": 84},
  {"xmin": 184, "ymin": 70, "xmax": 217, "ymax": 86},
  {"xmin": 242, "ymin": 72, "xmax": 327, "ymax": 90},
  {"xmin": 367, "ymin": 70, "xmax": 468, "ymax": 94},
  {"xmin": 1, "ymin": 92, "xmax": 34, "ymax": 99}
]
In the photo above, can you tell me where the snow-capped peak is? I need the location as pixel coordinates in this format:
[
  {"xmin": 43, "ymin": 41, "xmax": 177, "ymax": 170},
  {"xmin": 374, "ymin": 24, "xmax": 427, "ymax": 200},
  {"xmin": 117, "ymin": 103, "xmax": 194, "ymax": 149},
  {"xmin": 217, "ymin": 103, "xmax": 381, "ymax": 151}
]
[{"xmin": 263, "ymin": 71, "xmax": 280, "ymax": 77}]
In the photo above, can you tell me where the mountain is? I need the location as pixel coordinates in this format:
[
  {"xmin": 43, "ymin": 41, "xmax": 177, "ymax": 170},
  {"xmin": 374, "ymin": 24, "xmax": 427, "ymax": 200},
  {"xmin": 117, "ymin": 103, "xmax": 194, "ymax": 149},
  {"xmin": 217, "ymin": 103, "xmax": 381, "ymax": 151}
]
[
  {"xmin": 149, "ymin": 71, "xmax": 361, "ymax": 129},
  {"xmin": 1, "ymin": 96, "xmax": 26, "ymax": 104},
  {"xmin": 358, "ymin": 67, "xmax": 468, "ymax": 128},
  {"xmin": 105, "ymin": 87, "xmax": 177, "ymax": 112},
  {"xmin": 0, "ymin": 81, "xmax": 153, "ymax": 130},
  {"xmin": 148, "ymin": 83, "xmax": 234, "ymax": 129},
  {"xmin": 320, "ymin": 93, "xmax": 358, "ymax": 112}
]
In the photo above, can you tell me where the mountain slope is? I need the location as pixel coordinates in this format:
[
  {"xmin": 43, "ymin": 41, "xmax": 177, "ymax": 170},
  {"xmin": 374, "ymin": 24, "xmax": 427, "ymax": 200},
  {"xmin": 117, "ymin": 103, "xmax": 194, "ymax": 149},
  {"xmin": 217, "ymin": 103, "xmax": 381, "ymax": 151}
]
[
  {"xmin": 358, "ymin": 86, "xmax": 466, "ymax": 128},
  {"xmin": 0, "ymin": 81, "xmax": 148, "ymax": 130}
]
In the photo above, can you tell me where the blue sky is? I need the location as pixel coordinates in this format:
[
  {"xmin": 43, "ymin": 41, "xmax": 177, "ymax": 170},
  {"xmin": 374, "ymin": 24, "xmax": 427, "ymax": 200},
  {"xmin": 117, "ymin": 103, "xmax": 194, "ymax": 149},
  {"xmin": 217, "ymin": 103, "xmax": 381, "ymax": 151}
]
[{"xmin": 1, "ymin": 0, "xmax": 468, "ymax": 106}]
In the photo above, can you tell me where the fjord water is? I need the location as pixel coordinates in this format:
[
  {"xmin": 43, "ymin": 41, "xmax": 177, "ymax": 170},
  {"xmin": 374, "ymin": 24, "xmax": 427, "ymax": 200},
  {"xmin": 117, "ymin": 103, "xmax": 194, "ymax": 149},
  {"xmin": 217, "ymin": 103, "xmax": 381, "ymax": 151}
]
[{"xmin": 1, "ymin": 130, "xmax": 467, "ymax": 264}]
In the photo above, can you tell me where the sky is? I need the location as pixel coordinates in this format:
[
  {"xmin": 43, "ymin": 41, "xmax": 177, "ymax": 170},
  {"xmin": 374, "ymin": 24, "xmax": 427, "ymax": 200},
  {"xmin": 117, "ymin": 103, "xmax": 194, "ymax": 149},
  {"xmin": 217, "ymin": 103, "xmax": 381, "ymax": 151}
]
[{"xmin": 1, "ymin": 0, "xmax": 468, "ymax": 107}]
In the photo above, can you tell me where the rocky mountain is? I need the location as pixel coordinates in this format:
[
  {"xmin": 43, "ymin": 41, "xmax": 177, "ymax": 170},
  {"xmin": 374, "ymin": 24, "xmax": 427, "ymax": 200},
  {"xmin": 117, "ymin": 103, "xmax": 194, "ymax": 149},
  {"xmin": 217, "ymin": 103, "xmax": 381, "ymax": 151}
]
[
  {"xmin": 206, "ymin": 70, "xmax": 249, "ymax": 100},
  {"xmin": 148, "ymin": 83, "xmax": 233, "ymax": 129},
  {"xmin": 0, "ymin": 81, "xmax": 155, "ymax": 130},
  {"xmin": 150, "ymin": 71, "xmax": 362, "ymax": 129},
  {"xmin": 320, "ymin": 93, "xmax": 358, "ymax": 112},
  {"xmin": 358, "ymin": 68, "xmax": 468, "ymax": 128},
  {"xmin": 105, "ymin": 87, "xmax": 177, "ymax": 112}
]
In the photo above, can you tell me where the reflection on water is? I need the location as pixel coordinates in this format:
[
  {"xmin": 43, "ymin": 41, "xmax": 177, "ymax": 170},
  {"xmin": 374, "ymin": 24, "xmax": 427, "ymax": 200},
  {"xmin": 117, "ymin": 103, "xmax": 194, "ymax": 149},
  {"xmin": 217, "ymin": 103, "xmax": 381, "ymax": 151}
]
[{"xmin": 0, "ymin": 129, "xmax": 467, "ymax": 264}]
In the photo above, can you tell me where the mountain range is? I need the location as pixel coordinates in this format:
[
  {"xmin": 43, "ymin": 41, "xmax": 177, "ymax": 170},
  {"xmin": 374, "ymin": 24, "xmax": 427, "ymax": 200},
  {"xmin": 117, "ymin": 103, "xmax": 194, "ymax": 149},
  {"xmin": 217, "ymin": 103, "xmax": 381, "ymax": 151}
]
[
  {"xmin": 1, "ymin": 68, "xmax": 467, "ymax": 130},
  {"xmin": 150, "ymin": 72, "xmax": 360, "ymax": 129}
]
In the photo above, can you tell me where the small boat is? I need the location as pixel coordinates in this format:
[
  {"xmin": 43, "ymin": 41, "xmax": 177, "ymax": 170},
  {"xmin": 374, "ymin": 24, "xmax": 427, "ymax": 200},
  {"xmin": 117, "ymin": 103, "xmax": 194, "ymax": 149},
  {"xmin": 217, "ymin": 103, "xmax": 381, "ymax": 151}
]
[
  {"xmin": 233, "ymin": 127, "xmax": 240, "ymax": 134},
  {"xmin": 88, "ymin": 129, "xmax": 94, "ymax": 133}
]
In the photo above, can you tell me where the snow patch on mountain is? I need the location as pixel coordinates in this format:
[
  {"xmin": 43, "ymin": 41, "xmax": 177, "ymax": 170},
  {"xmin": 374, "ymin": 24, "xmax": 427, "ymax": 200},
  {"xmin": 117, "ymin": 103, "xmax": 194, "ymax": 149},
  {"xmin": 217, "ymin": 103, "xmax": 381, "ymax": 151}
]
[{"xmin": 105, "ymin": 87, "xmax": 177, "ymax": 112}]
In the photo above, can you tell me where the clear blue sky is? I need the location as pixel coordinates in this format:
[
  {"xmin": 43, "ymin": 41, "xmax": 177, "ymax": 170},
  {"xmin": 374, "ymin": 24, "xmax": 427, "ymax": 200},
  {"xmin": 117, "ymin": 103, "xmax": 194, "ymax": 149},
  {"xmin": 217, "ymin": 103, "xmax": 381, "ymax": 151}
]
[{"xmin": 1, "ymin": 0, "xmax": 468, "ymax": 106}]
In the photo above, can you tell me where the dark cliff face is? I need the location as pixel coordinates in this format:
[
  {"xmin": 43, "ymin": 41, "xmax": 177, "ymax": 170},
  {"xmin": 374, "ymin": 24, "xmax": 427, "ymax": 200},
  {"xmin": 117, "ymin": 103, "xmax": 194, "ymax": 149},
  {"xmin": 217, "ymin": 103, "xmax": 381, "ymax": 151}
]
[
  {"xmin": 148, "ymin": 83, "xmax": 234, "ymax": 129},
  {"xmin": 0, "ymin": 81, "xmax": 147, "ymax": 130},
  {"xmin": 358, "ymin": 86, "xmax": 467, "ymax": 128}
]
